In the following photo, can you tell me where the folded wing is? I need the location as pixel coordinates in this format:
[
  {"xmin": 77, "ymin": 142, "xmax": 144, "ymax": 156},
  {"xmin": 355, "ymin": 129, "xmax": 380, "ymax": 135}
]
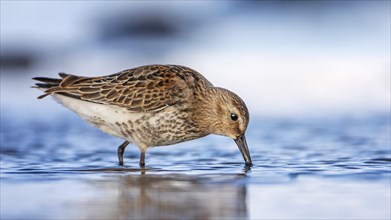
[{"xmin": 33, "ymin": 65, "xmax": 194, "ymax": 112}]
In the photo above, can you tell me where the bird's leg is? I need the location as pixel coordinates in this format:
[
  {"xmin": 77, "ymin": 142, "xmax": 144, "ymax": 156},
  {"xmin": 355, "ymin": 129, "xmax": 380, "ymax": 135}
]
[
  {"xmin": 139, "ymin": 151, "xmax": 146, "ymax": 167},
  {"xmin": 117, "ymin": 141, "xmax": 129, "ymax": 166}
]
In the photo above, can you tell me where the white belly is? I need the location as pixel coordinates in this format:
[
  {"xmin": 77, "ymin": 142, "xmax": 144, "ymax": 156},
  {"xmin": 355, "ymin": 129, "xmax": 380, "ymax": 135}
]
[{"xmin": 53, "ymin": 94, "xmax": 144, "ymax": 140}]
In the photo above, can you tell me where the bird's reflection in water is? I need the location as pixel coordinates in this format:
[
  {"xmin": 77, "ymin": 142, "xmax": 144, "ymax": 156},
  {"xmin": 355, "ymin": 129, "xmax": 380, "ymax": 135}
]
[{"xmin": 77, "ymin": 170, "xmax": 248, "ymax": 219}]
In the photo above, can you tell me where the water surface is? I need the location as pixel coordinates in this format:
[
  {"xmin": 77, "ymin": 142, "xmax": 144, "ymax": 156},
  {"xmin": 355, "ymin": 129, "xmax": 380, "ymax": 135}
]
[{"xmin": 1, "ymin": 113, "xmax": 390, "ymax": 219}]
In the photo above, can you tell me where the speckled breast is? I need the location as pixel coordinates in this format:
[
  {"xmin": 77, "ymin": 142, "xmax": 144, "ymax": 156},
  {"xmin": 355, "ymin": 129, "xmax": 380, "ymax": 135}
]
[{"xmin": 111, "ymin": 108, "xmax": 204, "ymax": 147}]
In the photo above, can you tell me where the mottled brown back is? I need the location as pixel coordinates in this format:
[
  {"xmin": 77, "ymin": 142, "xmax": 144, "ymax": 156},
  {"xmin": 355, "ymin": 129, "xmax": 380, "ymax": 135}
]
[{"xmin": 33, "ymin": 65, "xmax": 213, "ymax": 112}]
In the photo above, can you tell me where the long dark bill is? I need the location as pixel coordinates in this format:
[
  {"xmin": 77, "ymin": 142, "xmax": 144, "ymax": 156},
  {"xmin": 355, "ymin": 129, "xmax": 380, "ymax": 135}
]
[{"xmin": 234, "ymin": 134, "xmax": 252, "ymax": 166}]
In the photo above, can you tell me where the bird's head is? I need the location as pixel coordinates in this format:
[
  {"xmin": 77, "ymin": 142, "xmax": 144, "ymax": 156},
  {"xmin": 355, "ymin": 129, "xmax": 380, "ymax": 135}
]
[{"xmin": 200, "ymin": 87, "xmax": 252, "ymax": 166}]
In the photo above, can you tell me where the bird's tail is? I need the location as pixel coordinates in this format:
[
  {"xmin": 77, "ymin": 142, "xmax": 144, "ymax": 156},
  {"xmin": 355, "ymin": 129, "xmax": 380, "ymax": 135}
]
[{"xmin": 32, "ymin": 73, "xmax": 69, "ymax": 99}]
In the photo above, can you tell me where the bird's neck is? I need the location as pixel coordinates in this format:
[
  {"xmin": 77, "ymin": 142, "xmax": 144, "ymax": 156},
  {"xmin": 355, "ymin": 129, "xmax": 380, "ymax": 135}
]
[{"xmin": 192, "ymin": 87, "xmax": 226, "ymax": 135}]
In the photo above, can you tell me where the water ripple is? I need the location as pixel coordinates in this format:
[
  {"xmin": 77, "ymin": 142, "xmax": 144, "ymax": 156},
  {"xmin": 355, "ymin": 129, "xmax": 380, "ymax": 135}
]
[{"xmin": 1, "ymin": 113, "xmax": 390, "ymax": 183}]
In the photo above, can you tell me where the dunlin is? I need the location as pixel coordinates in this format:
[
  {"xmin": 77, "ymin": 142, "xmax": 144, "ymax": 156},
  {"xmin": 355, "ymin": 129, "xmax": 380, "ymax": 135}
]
[{"xmin": 33, "ymin": 65, "xmax": 252, "ymax": 167}]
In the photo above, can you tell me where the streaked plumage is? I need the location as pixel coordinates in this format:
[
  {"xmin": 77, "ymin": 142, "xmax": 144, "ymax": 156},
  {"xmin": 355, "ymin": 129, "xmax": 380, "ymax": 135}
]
[{"xmin": 33, "ymin": 64, "xmax": 252, "ymax": 167}]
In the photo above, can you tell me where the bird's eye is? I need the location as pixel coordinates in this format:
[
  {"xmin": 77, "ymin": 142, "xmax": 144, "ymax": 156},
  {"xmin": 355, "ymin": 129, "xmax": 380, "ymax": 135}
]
[{"xmin": 230, "ymin": 113, "xmax": 238, "ymax": 121}]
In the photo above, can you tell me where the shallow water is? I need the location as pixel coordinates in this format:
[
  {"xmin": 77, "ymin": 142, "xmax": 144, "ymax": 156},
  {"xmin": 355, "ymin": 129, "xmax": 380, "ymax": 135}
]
[{"xmin": 1, "ymin": 112, "xmax": 390, "ymax": 219}]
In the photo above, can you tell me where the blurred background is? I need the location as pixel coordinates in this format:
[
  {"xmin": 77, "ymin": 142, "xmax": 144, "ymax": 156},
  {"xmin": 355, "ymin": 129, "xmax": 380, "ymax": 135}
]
[
  {"xmin": 1, "ymin": 1, "xmax": 389, "ymax": 118},
  {"xmin": 1, "ymin": 1, "xmax": 390, "ymax": 220}
]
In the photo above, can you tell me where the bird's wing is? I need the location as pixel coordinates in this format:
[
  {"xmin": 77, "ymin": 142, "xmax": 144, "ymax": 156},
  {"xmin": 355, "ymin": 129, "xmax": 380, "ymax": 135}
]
[{"xmin": 33, "ymin": 65, "xmax": 198, "ymax": 112}]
